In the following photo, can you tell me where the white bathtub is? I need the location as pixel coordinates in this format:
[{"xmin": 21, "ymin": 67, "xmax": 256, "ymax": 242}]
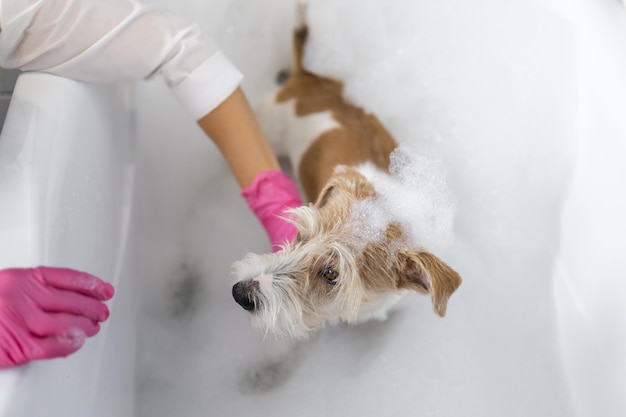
[
  {"xmin": 0, "ymin": 1, "xmax": 624, "ymax": 416},
  {"xmin": 552, "ymin": 1, "xmax": 626, "ymax": 415},
  {"xmin": 0, "ymin": 73, "xmax": 136, "ymax": 417}
]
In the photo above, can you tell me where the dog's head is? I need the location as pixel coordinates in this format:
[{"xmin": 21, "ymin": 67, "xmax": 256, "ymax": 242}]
[{"xmin": 231, "ymin": 167, "xmax": 462, "ymax": 339}]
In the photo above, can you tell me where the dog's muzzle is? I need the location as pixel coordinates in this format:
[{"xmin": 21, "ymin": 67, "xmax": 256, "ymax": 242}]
[{"xmin": 232, "ymin": 280, "xmax": 259, "ymax": 312}]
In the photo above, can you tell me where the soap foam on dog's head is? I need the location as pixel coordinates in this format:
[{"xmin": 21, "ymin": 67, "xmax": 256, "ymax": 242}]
[{"xmin": 351, "ymin": 144, "xmax": 455, "ymax": 254}]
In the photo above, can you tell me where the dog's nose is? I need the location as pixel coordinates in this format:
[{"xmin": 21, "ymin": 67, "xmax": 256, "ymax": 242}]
[{"xmin": 232, "ymin": 281, "xmax": 258, "ymax": 312}]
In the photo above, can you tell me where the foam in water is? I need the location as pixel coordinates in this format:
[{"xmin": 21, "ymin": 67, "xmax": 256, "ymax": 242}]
[{"xmin": 353, "ymin": 144, "xmax": 455, "ymax": 253}]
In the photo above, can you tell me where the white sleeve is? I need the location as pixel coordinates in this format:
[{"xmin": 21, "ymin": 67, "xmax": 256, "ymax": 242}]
[{"xmin": 0, "ymin": 0, "xmax": 243, "ymax": 120}]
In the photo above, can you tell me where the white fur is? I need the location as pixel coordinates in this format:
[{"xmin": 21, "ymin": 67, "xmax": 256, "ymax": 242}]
[
  {"xmin": 257, "ymin": 93, "xmax": 341, "ymax": 168},
  {"xmin": 232, "ymin": 250, "xmax": 313, "ymax": 339},
  {"xmin": 356, "ymin": 291, "xmax": 410, "ymax": 323}
]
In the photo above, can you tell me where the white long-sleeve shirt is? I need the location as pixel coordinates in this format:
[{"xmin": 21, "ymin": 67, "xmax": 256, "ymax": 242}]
[{"xmin": 0, "ymin": 0, "xmax": 243, "ymax": 120}]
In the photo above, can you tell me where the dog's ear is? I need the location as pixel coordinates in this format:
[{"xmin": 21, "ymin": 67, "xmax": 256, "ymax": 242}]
[
  {"xmin": 315, "ymin": 185, "xmax": 336, "ymax": 209},
  {"xmin": 396, "ymin": 250, "xmax": 462, "ymax": 316},
  {"xmin": 314, "ymin": 167, "xmax": 377, "ymax": 210}
]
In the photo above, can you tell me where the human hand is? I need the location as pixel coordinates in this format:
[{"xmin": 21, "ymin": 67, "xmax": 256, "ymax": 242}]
[
  {"xmin": 0, "ymin": 267, "xmax": 115, "ymax": 369},
  {"xmin": 241, "ymin": 170, "xmax": 303, "ymax": 251}
]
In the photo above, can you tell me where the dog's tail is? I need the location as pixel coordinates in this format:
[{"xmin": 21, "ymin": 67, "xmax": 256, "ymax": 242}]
[{"xmin": 292, "ymin": 0, "xmax": 309, "ymax": 75}]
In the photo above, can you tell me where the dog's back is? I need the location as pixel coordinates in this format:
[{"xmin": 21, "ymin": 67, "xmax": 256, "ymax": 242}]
[
  {"xmin": 268, "ymin": 11, "xmax": 398, "ymax": 202},
  {"xmin": 232, "ymin": 1, "xmax": 462, "ymax": 339}
]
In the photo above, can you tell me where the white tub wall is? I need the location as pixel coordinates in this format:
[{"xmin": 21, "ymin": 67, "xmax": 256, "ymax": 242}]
[
  {"xmin": 549, "ymin": 1, "xmax": 626, "ymax": 416},
  {"xmin": 0, "ymin": 73, "xmax": 136, "ymax": 417}
]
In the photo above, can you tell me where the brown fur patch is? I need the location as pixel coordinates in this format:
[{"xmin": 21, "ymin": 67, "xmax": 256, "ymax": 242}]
[
  {"xmin": 397, "ymin": 251, "xmax": 463, "ymax": 316},
  {"xmin": 276, "ymin": 54, "xmax": 397, "ymax": 202}
]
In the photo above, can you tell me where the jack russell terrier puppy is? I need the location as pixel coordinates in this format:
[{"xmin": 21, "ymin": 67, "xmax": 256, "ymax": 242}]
[{"xmin": 231, "ymin": 3, "xmax": 462, "ymax": 339}]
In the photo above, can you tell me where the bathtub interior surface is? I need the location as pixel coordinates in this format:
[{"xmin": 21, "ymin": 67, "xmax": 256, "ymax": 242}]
[
  {"xmin": 0, "ymin": 73, "xmax": 136, "ymax": 417},
  {"xmin": 553, "ymin": 0, "xmax": 626, "ymax": 413},
  {"xmin": 3, "ymin": 2, "xmax": 623, "ymax": 417},
  {"xmin": 132, "ymin": 1, "xmax": 624, "ymax": 417}
]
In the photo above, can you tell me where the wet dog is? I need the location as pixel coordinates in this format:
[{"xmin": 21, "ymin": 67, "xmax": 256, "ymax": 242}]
[{"xmin": 231, "ymin": 2, "xmax": 462, "ymax": 339}]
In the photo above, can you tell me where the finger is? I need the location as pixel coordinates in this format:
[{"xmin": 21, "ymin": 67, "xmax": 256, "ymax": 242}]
[
  {"xmin": 33, "ymin": 267, "xmax": 115, "ymax": 300},
  {"xmin": 35, "ymin": 287, "xmax": 111, "ymax": 322},
  {"xmin": 25, "ymin": 310, "xmax": 100, "ymax": 338},
  {"xmin": 27, "ymin": 328, "xmax": 87, "ymax": 361}
]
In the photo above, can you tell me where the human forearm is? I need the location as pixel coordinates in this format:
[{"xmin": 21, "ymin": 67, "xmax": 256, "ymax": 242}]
[
  {"xmin": 197, "ymin": 88, "xmax": 302, "ymax": 250},
  {"xmin": 197, "ymin": 87, "xmax": 280, "ymax": 188}
]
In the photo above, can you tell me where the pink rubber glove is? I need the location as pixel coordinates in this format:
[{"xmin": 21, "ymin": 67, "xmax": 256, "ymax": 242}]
[
  {"xmin": 241, "ymin": 170, "xmax": 303, "ymax": 252},
  {"xmin": 0, "ymin": 266, "xmax": 114, "ymax": 369}
]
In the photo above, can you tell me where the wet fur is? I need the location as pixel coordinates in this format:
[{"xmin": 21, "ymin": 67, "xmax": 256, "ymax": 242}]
[{"xmin": 231, "ymin": 4, "xmax": 462, "ymax": 339}]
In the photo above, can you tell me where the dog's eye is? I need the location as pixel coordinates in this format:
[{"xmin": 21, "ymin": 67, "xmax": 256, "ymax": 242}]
[{"xmin": 321, "ymin": 266, "xmax": 339, "ymax": 285}]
